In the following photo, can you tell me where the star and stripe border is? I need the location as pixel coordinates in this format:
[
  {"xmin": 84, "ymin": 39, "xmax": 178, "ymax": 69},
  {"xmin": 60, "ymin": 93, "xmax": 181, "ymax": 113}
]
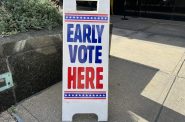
[
  {"xmin": 64, "ymin": 91, "xmax": 107, "ymax": 100},
  {"xmin": 64, "ymin": 13, "xmax": 109, "ymax": 23}
]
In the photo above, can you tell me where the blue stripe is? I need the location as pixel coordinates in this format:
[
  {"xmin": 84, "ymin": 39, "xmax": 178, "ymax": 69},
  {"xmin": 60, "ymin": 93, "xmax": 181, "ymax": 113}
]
[
  {"xmin": 64, "ymin": 93, "xmax": 106, "ymax": 98},
  {"xmin": 65, "ymin": 16, "xmax": 108, "ymax": 21}
]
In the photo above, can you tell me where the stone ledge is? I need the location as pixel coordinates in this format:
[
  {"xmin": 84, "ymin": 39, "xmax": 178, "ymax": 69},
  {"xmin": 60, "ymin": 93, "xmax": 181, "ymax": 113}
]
[{"xmin": 0, "ymin": 29, "xmax": 63, "ymax": 113}]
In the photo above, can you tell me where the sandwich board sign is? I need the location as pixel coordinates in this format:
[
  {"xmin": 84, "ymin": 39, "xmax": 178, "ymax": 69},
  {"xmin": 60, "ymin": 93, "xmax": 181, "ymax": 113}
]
[{"xmin": 62, "ymin": 0, "xmax": 110, "ymax": 121}]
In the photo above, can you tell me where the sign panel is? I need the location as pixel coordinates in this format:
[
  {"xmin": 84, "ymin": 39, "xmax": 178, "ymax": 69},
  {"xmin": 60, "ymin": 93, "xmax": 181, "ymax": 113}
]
[
  {"xmin": 62, "ymin": 0, "xmax": 110, "ymax": 121},
  {"xmin": 0, "ymin": 72, "xmax": 14, "ymax": 92}
]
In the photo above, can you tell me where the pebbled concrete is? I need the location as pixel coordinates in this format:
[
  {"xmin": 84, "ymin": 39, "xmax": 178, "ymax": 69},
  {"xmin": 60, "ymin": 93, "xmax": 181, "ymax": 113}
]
[
  {"xmin": 8, "ymin": 45, "xmax": 62, "ymax": 102},
  {"xmin": 16, "ymin": 83, "xmax": 62, "ymax": 122},
  {"xmin": 0, "ymin": 57, "xmax": 8, "ymax": 74},
  {"xmin": 0, "ymin": 111, "xmax": 15, "ymax": 122},
  {"xmin": 15, "ymin": 105, "xmax": 38, "ymax": 122}
]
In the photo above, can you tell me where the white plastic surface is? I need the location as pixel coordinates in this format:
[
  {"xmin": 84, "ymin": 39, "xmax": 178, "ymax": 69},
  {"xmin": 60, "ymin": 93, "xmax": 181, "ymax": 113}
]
[{"xmin": 62, "ymin": 0, "xmax": 110, "ymax": 121}]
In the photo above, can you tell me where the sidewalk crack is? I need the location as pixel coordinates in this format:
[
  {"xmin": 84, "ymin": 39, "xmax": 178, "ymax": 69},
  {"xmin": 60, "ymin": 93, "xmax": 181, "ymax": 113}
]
[{"xmin": 154, "ymin": 59, "xmax": 185, "ymax": 122}]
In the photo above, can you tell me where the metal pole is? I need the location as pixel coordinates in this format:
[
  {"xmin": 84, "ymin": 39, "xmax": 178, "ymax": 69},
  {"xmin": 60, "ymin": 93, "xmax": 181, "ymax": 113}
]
[{"xmin": 121, "ymin": 0, "xmax": 128, "ymax": 20}]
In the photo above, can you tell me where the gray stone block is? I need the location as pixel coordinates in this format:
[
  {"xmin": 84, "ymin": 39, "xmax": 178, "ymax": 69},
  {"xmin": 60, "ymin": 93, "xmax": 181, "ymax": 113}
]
[
  {"xmin": 0, "ymin": 89, "xmax": 15, "ymax": 112},
  {"xmin": 8, "ymin": 46, "xmax": 62, "ymax": 102},
  {"xmin": 0, "ymin": 58, "xmax": 8, "ymax": 74},
  {"xmin": 0, "ymin": 34, "xmax": 63, "ymax": 113},
  {"xmin": 2, "ymin": 35, "xmax": 62, "ymax": 56}
]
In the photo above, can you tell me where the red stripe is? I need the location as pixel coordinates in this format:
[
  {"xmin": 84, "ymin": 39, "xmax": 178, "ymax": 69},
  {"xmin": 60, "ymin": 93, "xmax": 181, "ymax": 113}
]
[
  {"xmin": 65, "ymin": 13, "xmax": 108, "ymax": 16},
  {"xmin": 65, "ymin": 20, "xmax": 108, "ymax": 23}
]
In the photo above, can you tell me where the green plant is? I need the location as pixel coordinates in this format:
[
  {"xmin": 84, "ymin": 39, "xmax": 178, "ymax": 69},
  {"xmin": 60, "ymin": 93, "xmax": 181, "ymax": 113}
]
[{"xmin": 0, "ymin": 0, "xmax": 62, "ymax": 35}]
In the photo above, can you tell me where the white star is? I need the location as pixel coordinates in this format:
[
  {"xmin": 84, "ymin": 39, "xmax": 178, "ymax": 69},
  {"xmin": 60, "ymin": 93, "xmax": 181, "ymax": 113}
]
[
  {"xmin": 75, "ymin": 94, "xmax": 78, "ymax": 97},
  {"xmin": 97, "ymin": 17, "xmax": 100, "ymax": 20},
  {"xmin": 101, "ymin": 17, "xmax": 104, "ymax": 20},
  {"xmin": 87, "ymin": 17, "xmax": 89, "ymax": 19},
  {"xmin": 80, "ymin": 17, "xmax": 83, "ymax": 19},
  {"xmin": 79, "ymin": 94, "xmax": 81, "ymax": 97},
  {"xmin": 96, "ymin": 95, "xmax": 99, "ymax": 97},
  {"xmin": 86, "ymin": 94, "xmax": 88, "ymax": 97},
  {"xmin": 93, "ymin": 94, "xmax": 95, "ymax": 97},
  {"xmin": 90, "ymin": 17, "xmax": 93, "ymax": 19},
  {"xmin": 82, "ymin": 94, "xmax": 85, "ymax": 97},
  {"xmin": 83, "ymin": 17, "xmax": 86, "ymax": 19},
  {"xmin": 76, "ymin": 16, "xmax": 79, "ymax": 19},
  {"xmin": 68, "ymin": 94, "xmax": 71, "ymax": 96},
  {"xmin": 72, "ymin": 94, "xmax": 74, "ymax": 97},
  {"xmin": 89, "ymin": 95, "xmax": 92, "ymax": 97},
  {"xmin": 94, "ymin": 17, "xmax": 96, "ymax": 20}
]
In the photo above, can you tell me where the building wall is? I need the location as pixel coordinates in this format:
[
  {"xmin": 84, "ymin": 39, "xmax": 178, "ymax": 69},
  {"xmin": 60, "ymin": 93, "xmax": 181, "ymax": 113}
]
[{"xmin": 113, "ymin": 0, "xmax": 185, "ymax": 21}]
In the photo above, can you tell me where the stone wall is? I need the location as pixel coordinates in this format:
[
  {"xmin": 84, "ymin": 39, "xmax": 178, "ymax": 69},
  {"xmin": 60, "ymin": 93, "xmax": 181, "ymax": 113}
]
[{"xmin": 0, "ymin": 30, "xmax": 62, "ymax": 112}]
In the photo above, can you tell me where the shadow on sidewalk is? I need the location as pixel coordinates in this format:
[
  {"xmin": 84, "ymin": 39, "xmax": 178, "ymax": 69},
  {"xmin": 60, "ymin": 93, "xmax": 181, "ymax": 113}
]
[
  {"xmin": 108, "ymin": 56, "xmax": 185, "ymax": 122},
  {"xmin": 111, "ymin": 16, "xmax": 185, "ymax": 48},
  {"xmin": 73, "ymin": 56, "xmax": 185, "ymax": 122}
]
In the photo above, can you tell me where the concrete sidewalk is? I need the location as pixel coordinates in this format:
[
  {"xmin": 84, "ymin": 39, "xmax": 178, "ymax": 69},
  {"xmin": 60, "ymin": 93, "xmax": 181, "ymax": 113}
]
[{"xmin": 2, "ymin": 16, "xmax": 185, "ymax": 122}]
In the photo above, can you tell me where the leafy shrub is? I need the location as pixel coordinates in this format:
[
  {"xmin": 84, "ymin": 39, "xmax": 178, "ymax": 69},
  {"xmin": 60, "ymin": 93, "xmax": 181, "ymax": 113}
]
[{"xmin": 0, "ymin": 0, "xmax": 62, "ymax": 35}]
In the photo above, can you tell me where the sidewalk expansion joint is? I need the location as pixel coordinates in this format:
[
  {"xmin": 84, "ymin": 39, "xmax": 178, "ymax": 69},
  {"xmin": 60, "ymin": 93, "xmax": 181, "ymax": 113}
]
[
  {"xmin": 154, "ymin": 59, "xmax": 185, "ymax": 122},
  {"xmin": 20, "ymin": 104, "xmax": 40, "ymax": 122}
]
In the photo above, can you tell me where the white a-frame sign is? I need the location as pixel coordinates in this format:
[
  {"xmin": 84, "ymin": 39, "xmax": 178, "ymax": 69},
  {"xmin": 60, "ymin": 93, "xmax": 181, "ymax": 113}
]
[{"xmin": 62, "ymin": 0, "xmax": 110, "ymax": 121}]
